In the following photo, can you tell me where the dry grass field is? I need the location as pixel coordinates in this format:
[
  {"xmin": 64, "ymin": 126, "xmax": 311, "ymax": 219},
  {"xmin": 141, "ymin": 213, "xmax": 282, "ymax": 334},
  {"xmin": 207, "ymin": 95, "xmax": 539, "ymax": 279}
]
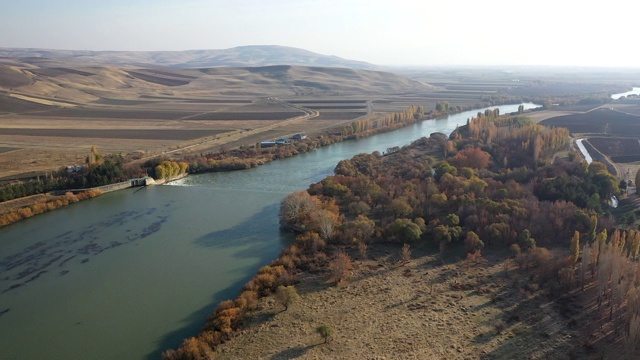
[{"xmin": 215, "ymin": 246, "xmax": 578, "ymax": 360}]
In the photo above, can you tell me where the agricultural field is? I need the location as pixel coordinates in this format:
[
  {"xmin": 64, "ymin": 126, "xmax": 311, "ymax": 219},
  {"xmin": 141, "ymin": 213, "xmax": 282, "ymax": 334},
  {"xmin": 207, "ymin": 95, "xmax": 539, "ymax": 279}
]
[
  {"xmin": 2, "ymin": 58, "xmax": 636, "ymax": 182},
  {"xmin": 540, "ymin": 108, "xmax": 640, "ymax": 136},
  {"xmin": 541, "ymin": 106, "xmax": 640, "ymax": 181}
]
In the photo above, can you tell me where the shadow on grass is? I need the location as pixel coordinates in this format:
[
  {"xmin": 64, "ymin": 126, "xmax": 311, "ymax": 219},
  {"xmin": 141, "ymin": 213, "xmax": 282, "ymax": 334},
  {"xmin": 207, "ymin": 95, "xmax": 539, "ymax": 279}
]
[{"xmin": 269, "ymin": 344, "xmax": 319, "ymax": 360}]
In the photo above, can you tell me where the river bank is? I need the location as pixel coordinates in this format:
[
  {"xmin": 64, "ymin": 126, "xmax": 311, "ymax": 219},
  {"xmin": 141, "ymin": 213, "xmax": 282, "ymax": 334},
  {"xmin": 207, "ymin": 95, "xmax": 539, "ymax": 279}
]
[
  {"xmin": 0, "ymin": 104, "xmax": 504, "ymax": 228},
  {"xmin": 0, "ymin": 175, "xmax": 187, "ymax": 229},
  {"xmin": 0, "ymin": 102, "xmax": 542, "ymax": 360}
]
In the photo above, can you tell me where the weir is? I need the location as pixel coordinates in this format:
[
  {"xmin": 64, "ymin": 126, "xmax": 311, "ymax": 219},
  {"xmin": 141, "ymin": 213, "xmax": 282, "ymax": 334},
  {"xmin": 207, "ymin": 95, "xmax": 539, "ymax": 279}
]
[{"xmin": 50, "ymin": 176, "xmax": 155, "ymax": 195}]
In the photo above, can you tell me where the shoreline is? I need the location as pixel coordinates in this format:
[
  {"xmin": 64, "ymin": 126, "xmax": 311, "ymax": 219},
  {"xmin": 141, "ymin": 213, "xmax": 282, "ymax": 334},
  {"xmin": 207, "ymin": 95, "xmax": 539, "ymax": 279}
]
[{"xmin": 0, "ymin": 102, "xmax": 537, "ymax": 229}]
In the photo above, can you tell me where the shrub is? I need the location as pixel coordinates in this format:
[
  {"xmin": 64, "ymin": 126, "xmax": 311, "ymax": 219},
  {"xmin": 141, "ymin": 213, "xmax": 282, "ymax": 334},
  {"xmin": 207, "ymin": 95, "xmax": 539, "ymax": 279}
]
[
  {"xmin": 274, "ymin": 285, "xmax": 300, "ymax": 311},
  {"xmin": 316, "ymin": 324, "xmax": 334, "ymax": 343}
]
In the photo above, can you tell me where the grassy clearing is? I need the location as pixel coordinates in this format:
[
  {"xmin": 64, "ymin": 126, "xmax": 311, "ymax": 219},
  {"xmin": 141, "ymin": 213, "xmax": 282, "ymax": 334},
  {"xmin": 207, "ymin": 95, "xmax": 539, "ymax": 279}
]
[{"xmin": 215, "ymin": 246, "xmax": 577, "ymax": 360}]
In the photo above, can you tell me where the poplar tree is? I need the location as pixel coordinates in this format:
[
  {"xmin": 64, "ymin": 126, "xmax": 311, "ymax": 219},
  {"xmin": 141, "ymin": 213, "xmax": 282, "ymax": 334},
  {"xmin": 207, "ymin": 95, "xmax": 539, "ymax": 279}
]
[{"xmin": 570, "ymin": 231, "xmax": 580, "ymax": 266}]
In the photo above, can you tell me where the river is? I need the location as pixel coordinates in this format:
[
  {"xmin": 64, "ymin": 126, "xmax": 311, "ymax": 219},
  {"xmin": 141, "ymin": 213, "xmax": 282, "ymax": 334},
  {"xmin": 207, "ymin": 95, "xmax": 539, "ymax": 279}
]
[
  {"xmin": 0, "ymin": 102, "xmax": 539, "ymax": 360},
  {"xmin": 611, "ymin": 87, "xmax": 640, "ymax": 100}
]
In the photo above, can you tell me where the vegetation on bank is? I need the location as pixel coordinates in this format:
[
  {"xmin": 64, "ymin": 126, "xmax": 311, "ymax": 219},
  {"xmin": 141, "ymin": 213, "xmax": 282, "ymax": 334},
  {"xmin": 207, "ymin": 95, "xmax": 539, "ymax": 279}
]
[
  {"xmin": 0, "ymin": 147, "xmax": 143, "ymax": 203},
  {"xmin": 0, "ymin": 190, "xmax": 102, "ymax": 227},
  {"xmin": 162, "ymin": 107, "xmax": 633, "ymax": 358}
]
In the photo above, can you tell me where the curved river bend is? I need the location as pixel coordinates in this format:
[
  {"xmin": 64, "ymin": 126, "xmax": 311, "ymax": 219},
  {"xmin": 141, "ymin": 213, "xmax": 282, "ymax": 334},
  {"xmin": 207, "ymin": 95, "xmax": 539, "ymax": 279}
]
[{"xmin": 0, "ymin": 103, "xmax": 539, "ymax": 360}]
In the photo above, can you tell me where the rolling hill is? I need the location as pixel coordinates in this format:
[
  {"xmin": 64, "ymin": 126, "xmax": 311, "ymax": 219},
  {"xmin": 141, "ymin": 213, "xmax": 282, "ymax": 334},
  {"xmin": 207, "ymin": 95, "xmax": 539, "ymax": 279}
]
[
  {"xmin": 0, "ymin": 45, "xmax": 378, "ymax": 70},
  {"xmin": 0, "ymin": 63, "xmax": 433, "ymax": 103}
]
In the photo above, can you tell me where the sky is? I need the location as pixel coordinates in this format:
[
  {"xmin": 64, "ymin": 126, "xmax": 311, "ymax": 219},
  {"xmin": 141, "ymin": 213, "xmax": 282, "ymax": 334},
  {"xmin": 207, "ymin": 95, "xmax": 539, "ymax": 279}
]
[{"xmin": 1, "ymin": 0, "xmax": 638, "ymax": 67}]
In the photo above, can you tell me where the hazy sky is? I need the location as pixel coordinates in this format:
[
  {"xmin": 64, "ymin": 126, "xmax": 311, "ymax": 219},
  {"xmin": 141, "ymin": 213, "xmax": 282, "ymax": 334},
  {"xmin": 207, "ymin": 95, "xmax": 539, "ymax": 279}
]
[{"xmin": 1, "ymin": 0, "xmax": 637, "ymax": 67}]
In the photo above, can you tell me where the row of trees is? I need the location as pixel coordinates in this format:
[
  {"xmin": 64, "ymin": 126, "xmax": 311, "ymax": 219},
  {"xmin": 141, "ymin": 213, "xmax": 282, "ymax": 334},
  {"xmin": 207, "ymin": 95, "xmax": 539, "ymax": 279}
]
[
  {"xmin": 0, "ymin": 147, "xmax": 145, "ymax": 203},
  {"xmin": 0, "ymin": 190, "xmax": 102, "ymax": 227},
  {"xmin": 154, "ymin": 160, "xmax": 189, "ymax": 180},
  {"xmin": 514, "ymin": 226, "xmax": 640, "ymax": 358}
]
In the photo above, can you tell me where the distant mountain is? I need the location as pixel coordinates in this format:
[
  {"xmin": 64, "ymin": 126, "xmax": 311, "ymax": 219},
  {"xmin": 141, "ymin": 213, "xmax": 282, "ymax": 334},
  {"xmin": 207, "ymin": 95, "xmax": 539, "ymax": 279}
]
[{"xmin": 0, "ymin": 45, "xmax": 379, "ymax": 70}]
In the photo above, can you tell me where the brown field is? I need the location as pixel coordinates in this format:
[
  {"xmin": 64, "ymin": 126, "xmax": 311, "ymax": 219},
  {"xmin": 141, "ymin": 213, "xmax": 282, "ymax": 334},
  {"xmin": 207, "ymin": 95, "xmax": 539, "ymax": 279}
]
[
  {"xmin": 540, "ymin": 108, "xmax": 640, "ymax": 136},
  {"xmin": 301, "ymin": 105, "xmax": 366, "ymax": 110},
  {"xmin": 187, "ymin": 111, "xmax": 304, "ymax": 121},
  {"xmin": 587, "ymin": 137, "xmax": 640, "ymax": 157},
  {"xmin": 313, "ymin": 112, "xmax": 368, "ymax": 121},
  {"xmin": 0, "ymin": 128, "xmax": 229, "ymax": 140},
  {"xmin": 287, "ymin": 99, "xmax": 367, "ymax": 104}
]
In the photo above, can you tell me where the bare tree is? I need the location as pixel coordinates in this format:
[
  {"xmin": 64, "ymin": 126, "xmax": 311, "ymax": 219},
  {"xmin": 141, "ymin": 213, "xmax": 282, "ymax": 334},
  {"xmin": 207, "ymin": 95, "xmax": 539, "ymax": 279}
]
[{"xmin": 330, "ymin": 251, "xmax": 353, "ymax": 284}]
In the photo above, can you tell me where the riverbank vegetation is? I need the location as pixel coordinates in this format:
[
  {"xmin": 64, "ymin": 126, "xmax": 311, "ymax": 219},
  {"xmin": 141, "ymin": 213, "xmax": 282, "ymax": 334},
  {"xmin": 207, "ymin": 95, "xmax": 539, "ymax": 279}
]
[
  {"xmin": 163, "ymin": 108, "xmax": 640, "ymax": 358},
  {"xmin": 0, "ymin": 190, "xmax": 102, "ymax": 227},
  {"xmin": 0, "ymin": 147, "xmax": 142, "ymax": 203}
]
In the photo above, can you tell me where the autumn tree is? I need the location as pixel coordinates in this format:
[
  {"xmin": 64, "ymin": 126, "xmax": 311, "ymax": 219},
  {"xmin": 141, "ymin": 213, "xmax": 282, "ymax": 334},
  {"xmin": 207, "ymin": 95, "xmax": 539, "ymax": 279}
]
[
  {"xmin": 279, "ymin": 191, "xmax": 316, "ymax": 231},
  {"xmin": 464, "ymin": 231, "xmax": 484, "ymax": 253},
  {"xmin": 86, "ymin": 145, "xmax": 103, "ymax": 166},
  {"xmin": 570, "ymin": 231, "xmax": 580, "ymax": 266},
  {"xmin": 312, "ymin": 209, "xmax": 339, "ymax": 241},
  {"xmin": 450, "ymin": 147, "xmax": 491, "ymax": 170},
  {"xmin": 329, "ymin": 251, "xmax": 353, "ymax": 284},
  {"xmin": 341, "ymin": 215, "xmax": 375, "ymax": 244},
  {"xmin": 274, "ymin": 285, "xmax": 300, "ymax": 311}
]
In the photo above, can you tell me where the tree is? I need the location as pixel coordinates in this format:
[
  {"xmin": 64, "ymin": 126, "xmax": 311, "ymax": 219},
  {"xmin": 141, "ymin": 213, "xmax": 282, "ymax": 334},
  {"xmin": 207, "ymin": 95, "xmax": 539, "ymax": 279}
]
[
  {"xmin": 329, "ymin": 251, "xmax": 353, "ymax": 284},
  {"xmin": 313, "ymin": 209, "xmax": 339, "ymax": 241},
  {"xmin": 316, "ymin": 324, "xmax": 334, "ymax": 343},
  {"xmin": 636, "ymin": 168, "xmax": 640, "ymax": 196},
  {"xmin": 464, "ymin": 231, "xmax": 484, "ymax": 253},
  {"xmin": 279, "ymin": 191, "xmax": 316, "ymax": 231},
  {"xmin": 570, "ymin": 231, "xmax": 580, "ymax": 266},
  {"xmin": 358, "ymin": 241, "xmax": 368, "ymax": 259},
  {"xmin": 274, "ymin": 286, "xmax": 300, "ymax": 311},
  {"xmin": 390, "ymin": 218, "xmax": 422, "ymax": 242},
  {"xmin": 519, "ymin": 229, "xmax": 536, "ymax": 251},
  {"xmin": 451, "ymin": 147, "xmax": 491, "ymax": 170}
]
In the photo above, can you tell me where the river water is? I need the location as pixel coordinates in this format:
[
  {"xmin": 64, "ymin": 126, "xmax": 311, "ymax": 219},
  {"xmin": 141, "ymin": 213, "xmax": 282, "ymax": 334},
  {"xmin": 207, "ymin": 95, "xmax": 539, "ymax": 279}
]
[
  {"xmin": 0, "ymin": 102, "xmax": 539, "ymax": 360},
  {"xmin": 611, "ymin": 87, "xmax": 640, "ymax": 100}
]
